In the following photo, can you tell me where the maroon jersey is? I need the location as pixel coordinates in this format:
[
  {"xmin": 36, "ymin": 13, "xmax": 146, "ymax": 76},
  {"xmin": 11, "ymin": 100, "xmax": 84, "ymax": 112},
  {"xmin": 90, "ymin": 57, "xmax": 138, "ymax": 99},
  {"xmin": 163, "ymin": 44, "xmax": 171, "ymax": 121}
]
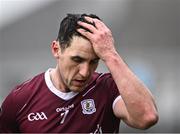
[{"xmin": 0, "ymin": 69, "xmax": 121, "ymax": 133}]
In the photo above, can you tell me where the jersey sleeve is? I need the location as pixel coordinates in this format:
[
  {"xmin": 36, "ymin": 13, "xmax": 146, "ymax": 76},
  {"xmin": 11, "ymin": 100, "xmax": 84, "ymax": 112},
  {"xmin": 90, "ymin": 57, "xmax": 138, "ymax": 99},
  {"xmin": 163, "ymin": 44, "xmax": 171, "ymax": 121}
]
[
  {"xmin": 104, "ymin": 73, "xmax": 121, "ymax": 110},
  {"xmin": 0, "ymin": 85, "xmax": 24, "ymax": 133},
  {"xmin": 0, "ymin": 89, "xmax": 19, "ymax": 132}
]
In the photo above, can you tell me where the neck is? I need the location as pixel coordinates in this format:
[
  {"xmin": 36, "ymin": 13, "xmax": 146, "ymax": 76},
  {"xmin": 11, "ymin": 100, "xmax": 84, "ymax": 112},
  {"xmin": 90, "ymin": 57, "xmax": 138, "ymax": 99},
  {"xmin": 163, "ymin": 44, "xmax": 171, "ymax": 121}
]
[{"xmin": 49, "ymin": 67, "xmax": 70, "ymax": 93}]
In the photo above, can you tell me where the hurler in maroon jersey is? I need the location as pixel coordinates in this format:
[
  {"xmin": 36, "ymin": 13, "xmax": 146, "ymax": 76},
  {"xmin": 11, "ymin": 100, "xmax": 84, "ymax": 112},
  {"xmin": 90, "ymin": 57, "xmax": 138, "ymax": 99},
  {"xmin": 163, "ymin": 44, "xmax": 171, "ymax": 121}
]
[
  {"xmin": 0, "ymin": 69, "xmax": 121, "ymax": 133},
  {"xmin": 0, "ymin": 13, "xmax": 158, "ymax": 133}
]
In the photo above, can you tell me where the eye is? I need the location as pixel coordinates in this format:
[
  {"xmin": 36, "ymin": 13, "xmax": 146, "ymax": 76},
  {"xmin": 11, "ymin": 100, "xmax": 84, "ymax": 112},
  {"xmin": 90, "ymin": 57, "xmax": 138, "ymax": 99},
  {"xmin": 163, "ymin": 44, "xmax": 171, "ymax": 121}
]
[
  {"xmin": 71, "ymin": 56, "xmax": 84, "ymax": 63},
  {"xmin": 90, "ymin": 59, "xmax": 99, "ymax": 64}
]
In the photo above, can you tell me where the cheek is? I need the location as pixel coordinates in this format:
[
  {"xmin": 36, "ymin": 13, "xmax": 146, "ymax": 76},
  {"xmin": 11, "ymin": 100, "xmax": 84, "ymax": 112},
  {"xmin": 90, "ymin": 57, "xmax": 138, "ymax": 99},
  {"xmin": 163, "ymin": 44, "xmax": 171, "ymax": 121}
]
[
  {"xmin": 67, "ymin": 66, "xmax": 78, "ymax": 79},
  {"xmin": 61, "ymin": 63, "xmax": 79, "ymax": 80}
]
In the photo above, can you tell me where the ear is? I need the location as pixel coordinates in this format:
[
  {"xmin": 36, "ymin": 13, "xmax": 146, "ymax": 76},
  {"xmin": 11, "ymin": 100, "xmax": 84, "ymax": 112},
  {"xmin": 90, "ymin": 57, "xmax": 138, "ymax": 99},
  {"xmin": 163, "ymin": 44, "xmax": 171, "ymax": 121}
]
[{"xmin": 51, "ymin": 40, "xmax": 61, "ymax": 58}]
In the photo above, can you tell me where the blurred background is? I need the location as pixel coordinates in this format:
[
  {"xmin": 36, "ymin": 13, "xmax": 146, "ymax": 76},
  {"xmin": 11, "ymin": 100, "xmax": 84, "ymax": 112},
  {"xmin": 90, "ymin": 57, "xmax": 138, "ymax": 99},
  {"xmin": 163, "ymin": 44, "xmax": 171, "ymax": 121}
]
[{"xmin": 0, "ymin": 0, "xmax": 179, "ymax": 132}]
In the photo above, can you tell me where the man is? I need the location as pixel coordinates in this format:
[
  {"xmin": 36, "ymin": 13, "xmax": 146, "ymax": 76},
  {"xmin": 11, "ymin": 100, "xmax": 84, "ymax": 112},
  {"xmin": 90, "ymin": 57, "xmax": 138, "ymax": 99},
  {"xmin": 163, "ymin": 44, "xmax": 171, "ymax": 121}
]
[{"xmin": 0, "ymin": 14, "xmax": 158, "ymax": 133}]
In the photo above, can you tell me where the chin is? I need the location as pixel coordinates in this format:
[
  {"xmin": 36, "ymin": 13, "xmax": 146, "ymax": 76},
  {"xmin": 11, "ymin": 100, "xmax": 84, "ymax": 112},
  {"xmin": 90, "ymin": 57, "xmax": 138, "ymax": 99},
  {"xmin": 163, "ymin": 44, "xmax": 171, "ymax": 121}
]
[{"xmin": 70, "ymin": 86, "xmax": 85, "ymax": 93}]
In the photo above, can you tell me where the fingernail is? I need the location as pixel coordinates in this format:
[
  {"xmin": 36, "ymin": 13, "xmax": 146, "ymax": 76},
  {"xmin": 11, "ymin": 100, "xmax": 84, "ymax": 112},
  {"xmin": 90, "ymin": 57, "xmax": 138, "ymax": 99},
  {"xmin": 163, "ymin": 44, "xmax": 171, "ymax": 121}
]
[
  {"xmin": 76, "ymin": 28, "xmax": 82, "ymax": 31},
  {"xmin": 77, "ymin": 28, "xmax": 86, "ymax": 32},
  {"xmin": 77, "ymin": 21, "xmax": 82, "ymax": 24}
]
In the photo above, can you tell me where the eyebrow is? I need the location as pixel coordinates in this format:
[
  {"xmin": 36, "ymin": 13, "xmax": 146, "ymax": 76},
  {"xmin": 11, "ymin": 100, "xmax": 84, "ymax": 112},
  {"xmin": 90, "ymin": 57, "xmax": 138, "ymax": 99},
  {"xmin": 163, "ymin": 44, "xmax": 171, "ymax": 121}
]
[
  {"xmin": 71, "ymin": 56, "xmax": 85, "ymax": 60},
  {"xmin": 71, "ymin": 55, "xmax": 99, "ymax": 61},
  {"xmin": 92, "ymin": 57, "xmax": 100, "ymax": 61}
]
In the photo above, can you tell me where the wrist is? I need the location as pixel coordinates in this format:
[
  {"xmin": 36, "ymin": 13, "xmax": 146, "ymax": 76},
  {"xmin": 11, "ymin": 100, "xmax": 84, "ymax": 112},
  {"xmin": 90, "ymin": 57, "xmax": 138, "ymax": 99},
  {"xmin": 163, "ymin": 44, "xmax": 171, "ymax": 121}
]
[
  {"xmin": 104, "ymin": 52, "xmax": 127, "ymax": 72},
  {"xmin": 103, "ymin": 52, "xmax": 121, "ymax": 64}
]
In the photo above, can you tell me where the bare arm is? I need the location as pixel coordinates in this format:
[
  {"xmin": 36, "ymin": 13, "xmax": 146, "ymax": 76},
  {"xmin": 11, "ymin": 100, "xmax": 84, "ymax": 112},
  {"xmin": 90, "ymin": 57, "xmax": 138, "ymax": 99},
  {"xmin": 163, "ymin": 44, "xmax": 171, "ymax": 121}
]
[
  {"xmin": 105, "ymin": 53, "xmax": 158, "ymax": 129},
  {"xmin": 77, "ymin": 16, "xmax": 158, "ymax": 129}
]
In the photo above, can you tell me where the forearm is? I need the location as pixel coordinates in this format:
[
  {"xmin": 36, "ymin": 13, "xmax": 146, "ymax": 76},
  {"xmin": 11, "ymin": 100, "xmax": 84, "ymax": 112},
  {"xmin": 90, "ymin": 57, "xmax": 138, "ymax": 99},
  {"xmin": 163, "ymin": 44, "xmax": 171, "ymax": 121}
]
[{"xmin": 104, "ymin": 52, "xmax": 158, "ymax": 127}]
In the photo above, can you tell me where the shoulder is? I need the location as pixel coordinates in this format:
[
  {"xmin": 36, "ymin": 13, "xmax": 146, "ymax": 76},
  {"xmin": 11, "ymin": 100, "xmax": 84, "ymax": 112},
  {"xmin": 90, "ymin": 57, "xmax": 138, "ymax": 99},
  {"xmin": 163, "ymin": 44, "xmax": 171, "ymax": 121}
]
[
  {"xmin": 12, "ymin": 72, "xmax": 44, "ymax": 98},
  {"xmin": 93, "ymin": 71, "xmax": 120, "ymax": 99},
  {"xmin": 0, "ymin": 72, "xmax": 45, "ymax": 132},
  {"xmin": 91, "ymin": 72, "xmax": 119, "ymax": 96},
  {"xmin": 2, "ymin": 72, "xmax": 45, "ymax": 113},
  {"xmin": 92, "ymin": 72, "xmax": 115, "ymax": 85},
  {"xmin": 93, "ymin": 71, "xmax": 111, "ymax": 80}
]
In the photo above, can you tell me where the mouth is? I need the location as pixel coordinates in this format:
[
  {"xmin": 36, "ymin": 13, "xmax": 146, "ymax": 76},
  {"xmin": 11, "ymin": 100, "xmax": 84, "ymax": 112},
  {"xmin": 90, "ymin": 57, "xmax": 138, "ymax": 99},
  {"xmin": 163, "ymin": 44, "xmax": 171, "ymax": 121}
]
[{"xmin": 72, "ymin": 79, "xmax": 87, "ymax": 87}]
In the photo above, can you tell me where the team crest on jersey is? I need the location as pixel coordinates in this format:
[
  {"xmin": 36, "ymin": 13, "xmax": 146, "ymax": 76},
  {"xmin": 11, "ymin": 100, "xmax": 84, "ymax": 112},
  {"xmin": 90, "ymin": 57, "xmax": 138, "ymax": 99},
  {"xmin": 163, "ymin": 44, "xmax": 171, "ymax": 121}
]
[{"xmin": 81, "ymin": 99, "xmax": 96, "ymax": 114}]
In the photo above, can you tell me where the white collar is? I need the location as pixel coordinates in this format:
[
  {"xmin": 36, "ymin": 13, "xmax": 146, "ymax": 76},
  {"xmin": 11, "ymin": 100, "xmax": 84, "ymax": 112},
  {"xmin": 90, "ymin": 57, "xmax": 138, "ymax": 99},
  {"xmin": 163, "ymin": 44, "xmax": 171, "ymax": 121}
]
[{"xmin": 44, "ymin": 68, "xmax": 78, "ymax": 100}]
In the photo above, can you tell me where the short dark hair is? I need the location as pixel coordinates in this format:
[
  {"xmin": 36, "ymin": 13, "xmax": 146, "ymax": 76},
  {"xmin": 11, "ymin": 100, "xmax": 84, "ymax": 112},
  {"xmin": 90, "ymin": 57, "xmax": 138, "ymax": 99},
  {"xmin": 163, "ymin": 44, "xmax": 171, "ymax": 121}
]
[{"xmin": 56, "ymin": 13, "xmax": 101, "ymax": 50}]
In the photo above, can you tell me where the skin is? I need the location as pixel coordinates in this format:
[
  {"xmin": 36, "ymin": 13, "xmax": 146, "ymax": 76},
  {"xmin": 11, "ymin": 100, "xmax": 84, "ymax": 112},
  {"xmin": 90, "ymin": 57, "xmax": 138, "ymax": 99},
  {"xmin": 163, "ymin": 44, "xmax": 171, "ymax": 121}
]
[
  {"xmin": 50, "ymin": 36, "xmax": 99, "ymax": 92},
  {"xmin": 51, "ymin": 16, "xmax": 159, "ymax": 129}
]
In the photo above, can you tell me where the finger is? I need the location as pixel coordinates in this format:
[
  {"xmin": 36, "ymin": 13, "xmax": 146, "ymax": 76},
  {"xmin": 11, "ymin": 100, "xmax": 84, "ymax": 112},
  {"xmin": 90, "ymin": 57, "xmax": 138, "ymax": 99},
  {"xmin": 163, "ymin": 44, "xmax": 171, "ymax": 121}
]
[
  {"xmin": 76, "ymin": 28, "xmax": 94, "ymax": 40},
  {"xmin": 84, "ymin": 16, "xmax": 106, "ymax": 30},
  {"xmin": 77, "ymin": 21, "xmax": 97, "ymax": 33},
  {"xmin": 83, "ymin": 16, "xmax": 95, "ymax": 25}
]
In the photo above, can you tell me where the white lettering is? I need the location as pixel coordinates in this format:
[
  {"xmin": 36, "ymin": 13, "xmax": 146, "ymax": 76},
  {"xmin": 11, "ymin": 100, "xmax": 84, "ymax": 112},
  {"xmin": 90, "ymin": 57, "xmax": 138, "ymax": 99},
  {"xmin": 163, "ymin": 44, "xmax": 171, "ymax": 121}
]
[
  {"xmin": 55, "ymin": 104, "xmax": 74, "ymax": 124},
  {"xmin": 56, "ymin": 104, "xmax": 74, "ymax": 112},
  {"xmin": 90, "ymin": 124, "xmax": 102, "ymax": 134},
  {"xmin": 28, "ymin": 112, "xmax": 48, "ymax": 121}
]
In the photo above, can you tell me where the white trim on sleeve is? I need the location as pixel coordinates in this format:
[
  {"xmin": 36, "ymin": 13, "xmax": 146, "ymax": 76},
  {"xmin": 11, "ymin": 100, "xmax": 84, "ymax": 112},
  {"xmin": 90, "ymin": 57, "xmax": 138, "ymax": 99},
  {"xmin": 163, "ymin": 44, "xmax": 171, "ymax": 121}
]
[{"xmin": 112, "ymin": 95, "xmax": 122, "ymax": 110}]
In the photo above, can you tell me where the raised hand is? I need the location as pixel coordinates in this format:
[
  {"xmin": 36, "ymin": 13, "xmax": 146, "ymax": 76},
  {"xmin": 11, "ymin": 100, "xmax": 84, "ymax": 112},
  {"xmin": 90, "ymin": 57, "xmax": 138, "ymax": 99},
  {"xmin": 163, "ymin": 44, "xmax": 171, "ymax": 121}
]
[{"xmin": 77, "ymin": 16, "xmax": 118, "ymax": 62}]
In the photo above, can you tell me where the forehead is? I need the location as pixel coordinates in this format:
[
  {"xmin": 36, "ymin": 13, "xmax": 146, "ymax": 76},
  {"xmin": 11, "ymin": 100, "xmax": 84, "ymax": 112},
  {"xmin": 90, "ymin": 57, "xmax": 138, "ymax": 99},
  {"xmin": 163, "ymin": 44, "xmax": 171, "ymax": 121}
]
[{"xmin": 63, "ymin": 36, "xmax": 98, "ymax": 59}]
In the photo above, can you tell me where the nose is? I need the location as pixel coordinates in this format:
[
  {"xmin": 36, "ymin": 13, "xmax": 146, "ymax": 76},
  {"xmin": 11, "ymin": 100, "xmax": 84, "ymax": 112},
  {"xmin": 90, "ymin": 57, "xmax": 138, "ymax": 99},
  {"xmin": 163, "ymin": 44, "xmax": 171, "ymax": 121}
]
[{"xmin": 79, "ymin": 63, "xmax": 90, "ymax": 78}]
